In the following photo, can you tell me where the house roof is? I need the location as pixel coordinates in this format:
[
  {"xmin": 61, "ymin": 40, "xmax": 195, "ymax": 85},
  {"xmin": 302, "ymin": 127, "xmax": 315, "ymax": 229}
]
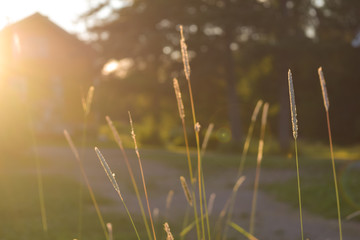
[{"xmin": 0, "ymin": 12, "xmax": 96, "ymax": 55}]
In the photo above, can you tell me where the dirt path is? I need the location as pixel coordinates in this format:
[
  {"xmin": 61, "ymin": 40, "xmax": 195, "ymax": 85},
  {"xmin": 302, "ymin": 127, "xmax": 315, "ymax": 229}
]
[{"xmin": 37, "ymin": 146, "xmax": 359, "ymax": 240}]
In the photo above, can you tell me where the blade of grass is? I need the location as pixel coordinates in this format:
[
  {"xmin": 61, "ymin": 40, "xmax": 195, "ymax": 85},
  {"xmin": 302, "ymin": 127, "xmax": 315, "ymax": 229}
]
[
  {"xmin": 78, "ymin": 85, "xmax": 94, "ymax": 239},
  {"xmin": 25, "ymin": 103, "xmax": 48, "ymax": 234},
  {"xmin": 249, "ymin": 102, "xmax": 269, "ymax": 235},
  {"xmin": 221, "ymin": 176, "xmax": 247, "ymax": 240},
  {"xmin": 95, "ymin": 147, "xmax": 140, "ymax": 240},
  {"xmin": 173, "ymin": 77, "xmax": 201, "ymax": 240},
  {"xmin": 228, "ymin": 221, "xmax": 259, "ymax": 240},
  {"xmin": 129, "ymin": 112, "xmax": 157, "ymax": 240},
  {"xmin": 106, "ymin": 115, "xmax": 153, "ymax": 240},
  {"xmin": 201, "ymin": 123, "xmax": 214, "ymax": 156},
  {"xmin": 180, "ymin": 25, "xmax": 208, "ymax": 240},
  {"xmin": 318, "ymin": 67, "xmax": 343, "ymax": 240},
  {"xmin": 215, "ymin": 100, "xmax": 262, "ymax": 239},
  {"xmin": 288, "ymin": 69, "xmax": 304, "ymax": 240},
  {"xmin": 64, "ymin": 130, "xmax": 109, "ymax": 240}
]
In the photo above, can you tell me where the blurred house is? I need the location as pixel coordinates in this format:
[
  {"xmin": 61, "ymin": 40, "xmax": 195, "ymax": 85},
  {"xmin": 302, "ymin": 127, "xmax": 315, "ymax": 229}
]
[{"xmin": 0, "ymin": 13, "xmax": 98, "ymax": 135}]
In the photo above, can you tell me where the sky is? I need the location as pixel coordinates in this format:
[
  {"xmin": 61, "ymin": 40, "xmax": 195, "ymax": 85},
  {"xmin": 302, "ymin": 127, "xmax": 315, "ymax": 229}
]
[{"xmin": 0, "ymin": 0, "xmax": 113, "ymax": 38}]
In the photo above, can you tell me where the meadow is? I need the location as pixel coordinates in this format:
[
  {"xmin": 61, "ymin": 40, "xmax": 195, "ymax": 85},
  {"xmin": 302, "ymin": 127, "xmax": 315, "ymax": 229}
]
[{"xmin": 1, "ymin": 25, "xmax": 360, "ymax": 240}]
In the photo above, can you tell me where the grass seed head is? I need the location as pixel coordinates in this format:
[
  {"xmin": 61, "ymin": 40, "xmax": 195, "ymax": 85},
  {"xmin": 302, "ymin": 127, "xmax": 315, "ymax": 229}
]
[
  {"xmin": 207, "ymin": 193, "xmax": 216, "ymax": 215},
  {"xmin": 94, "ymin": 147, "xmax": 122, "ymax": 198},
  {"xmin": 251, "ymin": 100, "xmax": 263, "ymax": 122},
  {"xmin": 106, "ymin": 115, "xmax": 124, "ymax": 150},
  {"xmin": 164, "ymin": 222, "xmax": 174, "ymax": 240},
  {"xmin": 318, "ymin": 67, "xmax": 330, "ymax": 111},
  {"xmin": 173, "ymin": 78, "xmax": 185, "ymax": 119},
  {"xmin": 180, "ymin": 25, "xmax": 191, "ymax": 81},
  {"xmin": 166, "ymin": 190, "xmax": 174, "ymax": 210},
  {"xmin": 233, "ymin": 176, "xmax": 246, "ymax": 192},
  {"xmin": 288, "ymin": 70, "xmax": 298, "ymax": 139},
  {"xmin": 180, "ymin": 176, "xmax": 193, "ymax": 206}
]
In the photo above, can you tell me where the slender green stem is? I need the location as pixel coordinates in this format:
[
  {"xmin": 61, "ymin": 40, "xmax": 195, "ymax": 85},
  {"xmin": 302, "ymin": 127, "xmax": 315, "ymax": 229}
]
[
  {"xmin": 201, "ymin": 171, "xmax": 211, "ymax": 240},
  {"xmin": 65, "ymin": 132, "xmax": 109, "ymax": 240},
  {"xmin": 77, "ymin": 117, "xmax": 88, "ymax": 240},
  {"xmin": 221, "ymin": 101, "xmax": 262, "ymax": 240},
  {"xmin": 107, "ymin": 116, "xmax": 152, "ymax": 240},
  {"xmin": 180, "ymin": 205, "xmax": 191, "ymax": 240},
  {"xmin": 228, "ymin": 221, "xmax": 258, "ymax": 240},
  {"xmin": 294, "ymin": 139, "xmax": 304, "ymax": 240},
  {"xmin": 129, "ymin": 113, "xmax": 157, "ymax": 240},
  {"xmin": 187, "ymin": 79, "xmax": 206, "ymax": 240},
  {"xmin": 249, "ymin": 158, "xmax": 261, "ymax": 235},
  {"xmin": 79, "ymin": 159, "xmax": 109, "ymax": 240},
  {"xmin": 182, "ymin": 119, "xmax": 194, "ymax": 184},
  {"xmin": 181, "ymin": 119, "xmax": 201, "ymax": 240},
  {"xmin": 117, "ymin": 191, "xmax": 141, "ymax": 240},
  {"xmin": 326, "ymin": 111, "xmax": 343, "ymax": 240}
]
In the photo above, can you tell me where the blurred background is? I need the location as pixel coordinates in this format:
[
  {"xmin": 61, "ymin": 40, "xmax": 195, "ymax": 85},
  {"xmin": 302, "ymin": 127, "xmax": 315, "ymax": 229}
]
[
  {"xmin": 1, "ymin": 0, "xmax": 360, "ymax": 152},
  {"xmin": 0, "ymin": 1, "xmax": 360, "ymax": 239}
]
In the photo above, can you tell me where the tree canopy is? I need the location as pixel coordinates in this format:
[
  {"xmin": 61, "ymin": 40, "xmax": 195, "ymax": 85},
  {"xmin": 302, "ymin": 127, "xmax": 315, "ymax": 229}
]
[{"xmin": 84, "ymin": 0, "xmax": 360, "ymax": 150}]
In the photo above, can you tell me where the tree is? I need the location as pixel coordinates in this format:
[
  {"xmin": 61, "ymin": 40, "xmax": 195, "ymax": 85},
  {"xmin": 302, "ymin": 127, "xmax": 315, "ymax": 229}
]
[{"xmin": 83, "ymin": 0, "xmax": 360, "ymax": 148}]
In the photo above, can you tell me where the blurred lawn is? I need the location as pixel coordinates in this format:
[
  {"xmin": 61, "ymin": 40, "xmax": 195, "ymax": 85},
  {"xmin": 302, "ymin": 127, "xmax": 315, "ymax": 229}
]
[{"xmin": 0, "ymin": 141, "xmax": 358, "ymax": 239}]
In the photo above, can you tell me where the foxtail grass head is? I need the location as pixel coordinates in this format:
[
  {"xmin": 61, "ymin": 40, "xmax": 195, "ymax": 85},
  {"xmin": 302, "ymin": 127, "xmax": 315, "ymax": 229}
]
[
  {"xmin": 82, "ymin": 86, "xmax": 95, "ymax": 116},
  {"xmin": 251, "ymin": 100, "xmax": 263, "ymax": 122},
  {"xmin": 164, "ymin": 222, "xmax": 174, "ymax": 240},
  {"xmin": 257, "ymin": 103, "xmax": 269, "ymax": 163},
  {"xmin": 180, "ymin": 176, "xmax": 193, "ymax": 206},
  {"xmin": 288, "ymin": 70, "xmax": 298, "ymax": 139},
  {"xmin": 318, "ymin": 67, "xmax": 330, "ymax": 112},
  {"xmin": 106, "ymin": 115, "xmax": 124, "ymax": 150},
  {"xmin": 107, "ymin": 223, "xmax": 113, "ymax": 240},
  {"xmin": 179, "ymin": 25, "xmax": 191, "ymax": 81},
  {"xmin": 166, "ymin": 190, "xmax": 174, "ymax": 210},
  {"xmin": 173, "ymin": 78, "xmax": 185, "ymax": 120},
  {"xmin": 201, "ymin": 123, "xmax": 214, "ymax": 156},
  {"xmin": 207, "ymin": 193, "xmax": 216, "ymax": 215},
  {"xmin": 233, "ymin": 176, "xmax": 246, "ymax": 192},
  {"xmin": 95, "ymin": 147, "xmax": 122, "ymax": 199}
]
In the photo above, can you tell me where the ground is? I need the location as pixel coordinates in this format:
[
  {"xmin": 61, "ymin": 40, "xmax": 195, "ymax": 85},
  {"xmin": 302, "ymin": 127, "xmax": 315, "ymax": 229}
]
[{"xmin": 31, "ymin": 146, "xmax": 360, "ymax": 240}]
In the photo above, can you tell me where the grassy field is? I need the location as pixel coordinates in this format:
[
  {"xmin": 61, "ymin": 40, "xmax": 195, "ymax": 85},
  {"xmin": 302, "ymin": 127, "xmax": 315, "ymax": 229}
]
[{"xmin": 0, "ymin": 141, "xmax": 358, "ymax": 239}]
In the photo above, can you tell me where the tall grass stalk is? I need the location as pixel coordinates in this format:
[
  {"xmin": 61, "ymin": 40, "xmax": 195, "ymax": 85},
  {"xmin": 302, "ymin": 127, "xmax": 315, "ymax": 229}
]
[
  {"xmin": 220, "ymin": 176, "xmax": 247, "ymax": 240},
  {"xmin": 201, "ymin": 123, "xmax": 214, "ymax": 156},
  {"xmin": 249, "ymin": 102, "xmax": 269, "ymax": 235},
  {"xmin": 64, "ymin": 130, "xmax": 109, "ymax": 240},
  {"xmin": 318, "ymin": 67, "xmax": 343, "ymax": 240},
  {"xmin": 78, "ymin": 85, "xmax": 95, "ymax": 239},
  {"xmin": 215, "ymin": 100, "xmax": 263, "ymax": 239},
  {"xmin": 180, "ymin": 176, "xmax": 193, "ymax": 206},
  {"xmin": 173, "ymin": 77, "xmax": 201, "ymax": 239},
  {"xmin": 207, "ymin": 193, "xmax": 216, "ymax": 216},
  {"xmin": 17, "ymin": 37, "xmax": 48, "ymax": 233},
  {"xmin": 106, "ymin": 115, "xmax": 153, "ymax": 240},
  {"xmin": 228, "ymin": 221, "xmax": 258, "ymax": 240},
  {"xmin": 95, "ymin": 147, "xmax": 140, "ymax": 240},
  {"xmin": 288, "ymin": 70, "xmax": 304, "ymax": 240},
  {"xmin": 180, "ymin": 25, "xmax": 209, "ymax": 240},
  {"xmin": 238, "ymin": 100, "xmax": 263, "ymax": 176},
  {"xmin": 165, "ymin": 189, "xmax": 174, "ymax": 219},
  {"xmin": 129, "ymin": 112, "xmax": 157, "ymax": 240},
  {"xmin": 24, "ymin": 103, "xmax": 48, "ymax": 233}
]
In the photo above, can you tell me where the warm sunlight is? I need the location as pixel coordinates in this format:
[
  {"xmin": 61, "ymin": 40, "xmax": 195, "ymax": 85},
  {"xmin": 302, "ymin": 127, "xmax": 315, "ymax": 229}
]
[{"xmin": 0, "ymin": 0, "xmax": 90, "ymax": 33}]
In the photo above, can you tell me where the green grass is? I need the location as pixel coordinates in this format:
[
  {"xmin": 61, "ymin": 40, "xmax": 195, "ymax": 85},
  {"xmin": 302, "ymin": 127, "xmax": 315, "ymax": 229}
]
[
  {"xmin": 263, "ymin": 162, "xmax": 360, "ymax": 219},
  {"xmin": 0, "ymin": 154, "xmax": 146, "ymax": 240}
]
